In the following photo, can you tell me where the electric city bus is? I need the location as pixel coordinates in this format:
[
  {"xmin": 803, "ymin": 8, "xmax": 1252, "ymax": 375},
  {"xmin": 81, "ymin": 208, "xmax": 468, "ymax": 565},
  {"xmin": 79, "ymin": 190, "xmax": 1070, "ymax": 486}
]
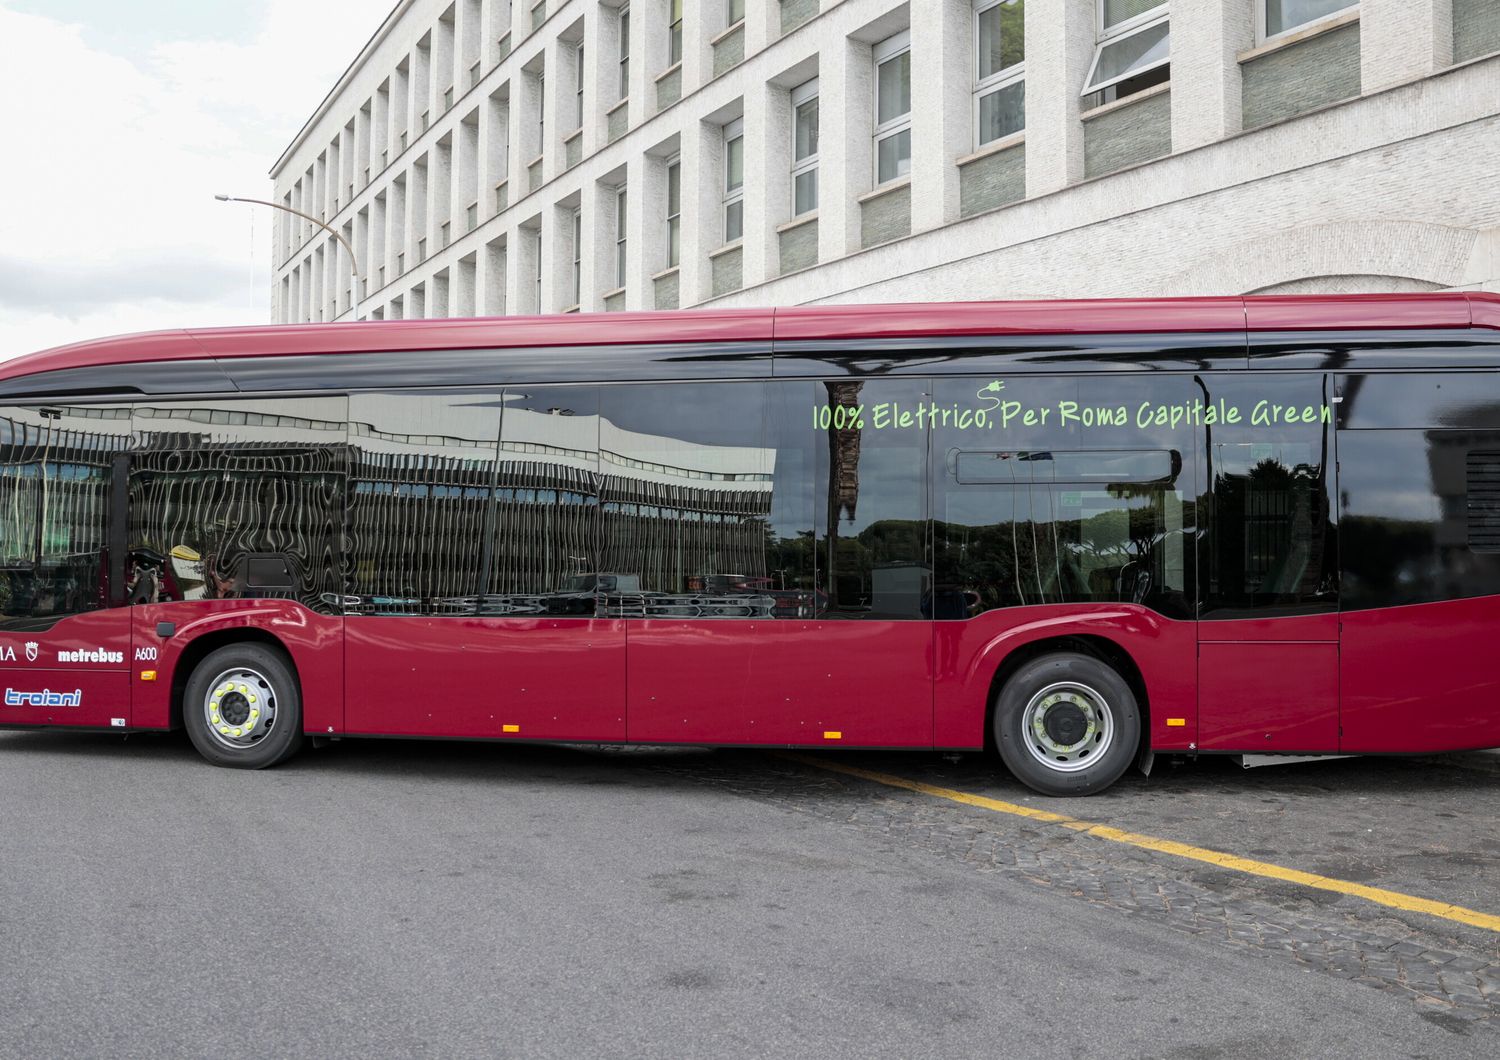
[{"xmin": 2, "ymin": 293, "xmax": 1499, "ymax": 795}]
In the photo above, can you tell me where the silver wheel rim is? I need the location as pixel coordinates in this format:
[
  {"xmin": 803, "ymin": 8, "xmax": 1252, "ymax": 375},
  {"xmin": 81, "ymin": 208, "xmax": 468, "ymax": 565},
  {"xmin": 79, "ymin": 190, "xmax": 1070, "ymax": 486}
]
[
  {"xmin": 202, "ymin": 667, "xmax": 278, "ymax": 751},
  {"xmin": 1022, "ymin": 681, "xmax": 1115, "ymax": 774}
]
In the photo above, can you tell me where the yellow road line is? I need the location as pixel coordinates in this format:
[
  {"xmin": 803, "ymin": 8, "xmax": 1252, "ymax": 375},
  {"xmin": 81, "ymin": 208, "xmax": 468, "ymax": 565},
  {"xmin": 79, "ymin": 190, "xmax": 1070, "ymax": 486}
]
[{"xmin": 781, "ymin": 753, "xmax": 1500, "ymax": 934}]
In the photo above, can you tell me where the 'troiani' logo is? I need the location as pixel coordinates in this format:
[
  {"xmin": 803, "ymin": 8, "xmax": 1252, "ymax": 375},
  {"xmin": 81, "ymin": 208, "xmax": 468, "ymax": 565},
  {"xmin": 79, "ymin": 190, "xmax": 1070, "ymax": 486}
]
[{"xmin": 4, "ymin": 688, "xmax": 83, "ymax": 708}]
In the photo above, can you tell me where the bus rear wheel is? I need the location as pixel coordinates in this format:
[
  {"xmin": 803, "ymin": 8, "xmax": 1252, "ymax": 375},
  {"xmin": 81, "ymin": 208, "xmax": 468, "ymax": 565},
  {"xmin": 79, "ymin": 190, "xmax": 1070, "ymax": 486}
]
[
  {"xmin": 183, "ymin": 643, "xmax": 304, "ymax": 769},
  {"xmin": 993, "ymin": 652, "xmax": 1139, "ymax": 796}
]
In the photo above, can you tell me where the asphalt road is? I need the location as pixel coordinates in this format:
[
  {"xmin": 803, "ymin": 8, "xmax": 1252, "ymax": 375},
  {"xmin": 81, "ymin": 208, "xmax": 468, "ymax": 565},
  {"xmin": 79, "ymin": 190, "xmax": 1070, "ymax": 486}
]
[{"xmin": 1, "ymin": 731, "xmax": 1497, "ymax": 1058}]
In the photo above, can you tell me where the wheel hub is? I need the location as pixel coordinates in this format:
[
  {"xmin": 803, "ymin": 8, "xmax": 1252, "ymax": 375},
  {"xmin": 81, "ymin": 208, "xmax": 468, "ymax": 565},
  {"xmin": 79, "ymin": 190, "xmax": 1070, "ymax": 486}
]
[
  {"xmin": 204, "ymin": 668, "xmax": 276, "ymax": 749},
  {"xmin": 1043, "ymin": 702, "xmax": 1088, "ymax": 746},
  {"xmin": 1022, "ymin": 681, "xmax": 1115, "ymax": 774}
]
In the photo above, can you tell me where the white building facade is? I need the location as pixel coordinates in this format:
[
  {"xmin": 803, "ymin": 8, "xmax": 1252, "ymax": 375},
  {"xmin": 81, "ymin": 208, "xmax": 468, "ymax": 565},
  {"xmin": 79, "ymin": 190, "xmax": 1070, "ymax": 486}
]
[{"xmin": 269, "ymin": 0, "xmax": 1500, "ymax": 323}]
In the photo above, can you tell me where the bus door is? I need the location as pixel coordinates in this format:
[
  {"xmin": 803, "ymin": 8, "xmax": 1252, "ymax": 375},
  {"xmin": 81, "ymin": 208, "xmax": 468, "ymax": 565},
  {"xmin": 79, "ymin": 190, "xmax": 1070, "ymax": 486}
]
[
  {"xmin": 1196, "ymin": 374, "xmax": 1340, "ymax": 753},
  {"xmin": 1334, "ymin": 372, "xmax": 1500, "ymax": 753},
  {"xmin": 617, "ymin": 380, "xmax": 934, "ymax": 747},
  {"xmin": 0, "ymin": 405, "xmax": 134, "ymax": 730},
  {"xmin": 342, "ymin": 388, "xmax": 625, "ymax": 742}
]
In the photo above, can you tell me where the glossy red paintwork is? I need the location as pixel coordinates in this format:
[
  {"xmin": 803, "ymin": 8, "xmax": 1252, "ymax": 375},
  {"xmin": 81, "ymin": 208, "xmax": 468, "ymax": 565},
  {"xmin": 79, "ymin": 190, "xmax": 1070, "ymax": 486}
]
[
  {"xmin": 4, "ymin": 293, "xmax": 1487, "ymax": 387},
  {"xmin": 933, "ymin": 605, "xmax": 1198, "ymax": 753},
  {"xmin": 0, "ymin": 610, "xmax": 132, "ymax": 727},
  {"xmin": 1198, "ymin": 642, "xmax": 1339, "ymax": 752},
  {"xmin": 1243, "ymin": 293, "xmax": 1474, "ymax": 331},
  {"xmin": 771, "ymin": 298, "xmax": 1250, "ymax": 341},
  {"xmin": 129, "ymin": 601, "xmax": 344, "ymax": 732},
  {"xmin": 1471, "ymin": 292, "xmax": 1500, "ymax": 332},
  {"xmin": 1340, "ymin": 595, "xmax": 1500, "ymax": 754},
  {"xmin": 343, "ymin": 616, "xmax": 625, "ymax": 741},
  {"xmin": 626, "ymin": 620, "xmax": 933, "ymax": 746},
  {"xmin": 1197, "ymin": 613, "xmax": 1338, "ymax": 642}
]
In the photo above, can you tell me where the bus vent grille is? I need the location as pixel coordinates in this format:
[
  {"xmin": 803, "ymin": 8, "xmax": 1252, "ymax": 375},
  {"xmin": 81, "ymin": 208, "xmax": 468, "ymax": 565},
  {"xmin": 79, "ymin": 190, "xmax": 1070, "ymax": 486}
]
[{"xmin": 1466, "ymin": 451, "xmax": 1500, "ymax": 552}]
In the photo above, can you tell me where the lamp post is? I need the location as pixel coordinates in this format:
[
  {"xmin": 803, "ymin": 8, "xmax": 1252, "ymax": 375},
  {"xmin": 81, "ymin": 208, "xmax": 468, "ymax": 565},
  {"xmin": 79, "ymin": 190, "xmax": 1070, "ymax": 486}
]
[{"xmin": 215, "ymin": 194, "xmax": 366, "ymax": 322}]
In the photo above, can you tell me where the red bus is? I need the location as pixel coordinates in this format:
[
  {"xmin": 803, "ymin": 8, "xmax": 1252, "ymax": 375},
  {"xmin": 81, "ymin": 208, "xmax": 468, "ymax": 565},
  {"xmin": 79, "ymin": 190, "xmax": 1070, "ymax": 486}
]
[{"xmin": 2, "ymin": 293, "xmax": 1499, "ymax": 795}]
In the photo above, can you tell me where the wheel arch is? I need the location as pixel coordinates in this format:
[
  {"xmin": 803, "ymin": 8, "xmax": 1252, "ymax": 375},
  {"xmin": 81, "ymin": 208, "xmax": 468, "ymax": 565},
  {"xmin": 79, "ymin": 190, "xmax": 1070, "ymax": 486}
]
[
  {"xmin": 169, "ymin": 629, "xmax": 300, "ymax": 732},
  {"xmin": 982, "ymin": 634, "xmax": 1150, "ymax": 757}
]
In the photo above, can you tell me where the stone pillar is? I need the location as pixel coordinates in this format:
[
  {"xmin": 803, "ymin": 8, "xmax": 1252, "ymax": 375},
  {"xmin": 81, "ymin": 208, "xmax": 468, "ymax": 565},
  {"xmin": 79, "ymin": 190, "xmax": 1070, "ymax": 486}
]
[
  {"xmin": 1172, "ymin": 0, "xmax": 1253, "ymax": 151},
  {"xmin": 820, "ymin": 35, "xmax": 870, "ymax": 261},
  {"xmin": 1025, "ymin": 0, "xmax": 1094, "ymax": 195},
  {"xmin": 742, "ymin": 80, "xmax": 790, "ymax": 289},
  {"xmin": 911, "ymin": 0, "xmax": 971, "ymax": 232},
  {"xmin": 1361, "ymin": 0, "xmax": 1454, "ymax": 93},
  {"xmin": 682, "ymin": 117, "xmax": 717, "ymax": 307}
]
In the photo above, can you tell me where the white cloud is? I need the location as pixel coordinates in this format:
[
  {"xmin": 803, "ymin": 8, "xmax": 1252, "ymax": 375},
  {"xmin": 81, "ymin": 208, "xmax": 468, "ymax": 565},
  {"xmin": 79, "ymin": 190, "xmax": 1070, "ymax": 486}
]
[{"xmin": 0, "ymin": 1, "xmax": 390, "ymax": 361}]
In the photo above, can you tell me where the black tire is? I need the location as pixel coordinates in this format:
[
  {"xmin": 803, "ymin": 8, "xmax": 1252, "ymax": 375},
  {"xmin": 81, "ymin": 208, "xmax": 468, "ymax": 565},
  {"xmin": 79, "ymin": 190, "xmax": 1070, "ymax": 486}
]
[
  {"xmin": 992, "ymin": 652, "xmax": 1140, "ymax": 796},
  {"xmin": 182, "ymin": 643, "xmax": 305, "ymax": 769}
]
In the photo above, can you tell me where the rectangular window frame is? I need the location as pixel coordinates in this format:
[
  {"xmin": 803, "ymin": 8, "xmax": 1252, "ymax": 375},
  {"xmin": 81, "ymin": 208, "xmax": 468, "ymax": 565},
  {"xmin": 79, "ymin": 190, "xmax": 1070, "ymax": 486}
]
[
  {"xmin": 722, "ymin": 118, "xmax": 744, "ymax": 245},
  {"xmin": 574, "ymin": 41, "xmax": 586, "ymax": 131},
  {"xmin": 790, "ymin": 77, "xmax": 819, "ymax": 217},
  {"xmin": 570, "ymin": 207, "xmax": 583, "ymax": 307},
  {"xmin": 727, "ymin": 0, "xmax": 746, "ymax": 28},
  {"xmin": 872, "ymin": 30, "xmax": 913, "ymax": 187},
  {"xmin": 618, "ymin": 4, "xmax": 632, "ymax": 99},
  {"xmin": 1256, "ymin": 0, "xmax": 1357, "ymax": 45},
  {"xmin": 665, "ymin": 154, "xmax": 682, "ymax": 269},
  {"xmin": 614, "ymin": 184, "xmax": 629, "ymax": 288},
  {"xmin": 533, "ymin": 228, "xmax": 544, "ymax": 312},
  {"xmin": 1082, "ymin": 2, "xmax": 1169, "ymax": 98},
  {"xmin": 667, "ymin": 0, "xmax": 684, "ymax": 67},
  {"xmin": 973, "ymin": 0, "xmax": 1026, "ymax": 148}
]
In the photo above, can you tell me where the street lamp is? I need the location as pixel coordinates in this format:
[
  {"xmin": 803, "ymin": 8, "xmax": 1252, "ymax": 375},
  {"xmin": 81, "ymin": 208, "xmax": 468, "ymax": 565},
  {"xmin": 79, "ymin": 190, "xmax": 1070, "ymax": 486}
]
[{"xmin": 215, "ymin": 193, "xmax": 366, "ymax": 322}]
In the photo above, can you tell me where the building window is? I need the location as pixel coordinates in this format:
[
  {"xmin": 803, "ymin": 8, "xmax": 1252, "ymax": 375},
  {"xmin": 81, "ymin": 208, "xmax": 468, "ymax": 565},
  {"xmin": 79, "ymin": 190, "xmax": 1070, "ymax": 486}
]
[
  {"xmin": 1082, "ymin": 2, "xmax": 1169, "ymax": 105},
  {"xmin": 791, "ymin": 78, "xmax": 819, "ymax": 216},
  {"xmin": 571, "ymin": 207, "xmax": 583, "ymax": 306},
  {"xmin": 873, "ymin": 31, "xmax": 912, "ymax": 185},
  {"xmin": 727, "ymin": 0, "xmax": 745, "ymax": 26},
  {"xmin": 534, "ymin": 229, "xmax": 544, "ymax": 312},
  {"xmin": 667, "ymin": 0, "xmax": 684, "ymax": 66},
  {"xmin": 722, "ymin": 119, "xmax": 744, "ymax": 243},
  {"xmin": 615, "ymin": 185, "xmax": 629, "ymax": 288},
  {"xmin": 975, "ymin": 1, "xmax": 1025, "ymax": 147},
  {"xmin": 665, "ymin": 155, "xmax": 681, "ymax": 268},
  {"xmin": 619, "ymin": 4, "xmax": 631, "ymax": 98},
  {"xmin": 536, "ymin": 71, "xmax": 546, "ymax": 152},
  {"xmin": 575, "ymin": 42, "xmax": 586, "ymax": 129},
  {"xmin": 1259, "ymin": 0, "xmax": 1356, "ymax": 41}
]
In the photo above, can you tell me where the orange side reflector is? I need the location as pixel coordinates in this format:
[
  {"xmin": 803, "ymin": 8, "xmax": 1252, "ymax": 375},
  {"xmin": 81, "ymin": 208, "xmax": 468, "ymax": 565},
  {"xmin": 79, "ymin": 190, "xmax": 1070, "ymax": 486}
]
[
  {"xmin": 139, "ymin": 671, "xmax": 158, "ymax": 682},
  {"xmin": 823, "ymin": 731, "xmax": 842, "ymax": 740},
  {"xmin": 1166, "ymin": 718, "xmax": 1186, "ymax": 727},
  {"xmin": 502, "ymin": 724, "xmax": 520, "ymax": 733}
]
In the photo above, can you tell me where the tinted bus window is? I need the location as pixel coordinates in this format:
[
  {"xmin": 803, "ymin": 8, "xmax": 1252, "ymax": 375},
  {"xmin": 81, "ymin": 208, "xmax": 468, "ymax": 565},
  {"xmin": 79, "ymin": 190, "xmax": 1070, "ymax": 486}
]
[
  {"xmin": 598, "ymin": 382, "xmax": 815, "ymax": 619},
  {"xmin": 1339, "ymin": 429, "xmax": 1500, "ymax": 608},
  {"xmin": 1198, "ymin": 374, "xmax": 1337, "ymax": 618},
  {"xmin": 931, "ymin": 376, "xmax": 1194, "ymax": 621},
  {"xmin": 0, "ymin": 405, "xmax": 132, "ymax": 629},
  {"xmin": 130, "ymin": 398, "xmax": 347, "ymax": 615},
  {"xmin": 488, "ymin": 386, "xmax": 602, "ymax": 613},
  {"xmin": 348, "ymin": 392, "xmax": 504, "ymax": 615},
  {"xmin": 812, "ymin": 378, "xmax": 930, "ymax": 620}
]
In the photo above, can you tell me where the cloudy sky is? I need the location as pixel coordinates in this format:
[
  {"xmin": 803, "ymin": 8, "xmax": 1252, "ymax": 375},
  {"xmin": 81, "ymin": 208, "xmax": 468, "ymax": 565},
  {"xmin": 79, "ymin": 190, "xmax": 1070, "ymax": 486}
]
[{"xmin": 0, "ymin": 0, "xmax": 394, "ymax": 361}]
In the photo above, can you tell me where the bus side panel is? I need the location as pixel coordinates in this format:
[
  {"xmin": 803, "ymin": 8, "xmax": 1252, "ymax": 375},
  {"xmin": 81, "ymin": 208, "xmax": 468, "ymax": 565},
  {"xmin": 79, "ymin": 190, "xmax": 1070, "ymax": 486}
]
[
  {"xmin": 626, "ymin": 620, "xmax": 933, "ymax": 747},
  {"xmin": 0, "ymin": 609, "xmax": 132, "ymax": 729},
  {"xmin": 344, "ymin": 617, "xmax": 626, "ymax": 741},
  {"xmin": 131, "ymin": 601, "xmax": 345, "ymax": 733},
  {"xmin": 933, "ymin": 605, "xmax": 1197, "ymax": 752},
  {"xmin": 1340, "ymin": 597, "xmax": 1500, "ymax": 753}
]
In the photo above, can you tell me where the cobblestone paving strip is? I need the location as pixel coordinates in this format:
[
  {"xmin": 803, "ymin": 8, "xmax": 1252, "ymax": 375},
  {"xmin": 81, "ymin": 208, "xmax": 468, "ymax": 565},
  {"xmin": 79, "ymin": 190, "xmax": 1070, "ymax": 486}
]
[{"xmin": 652, "ymin": 753, "xmax": 1500, "ymax": 1028}]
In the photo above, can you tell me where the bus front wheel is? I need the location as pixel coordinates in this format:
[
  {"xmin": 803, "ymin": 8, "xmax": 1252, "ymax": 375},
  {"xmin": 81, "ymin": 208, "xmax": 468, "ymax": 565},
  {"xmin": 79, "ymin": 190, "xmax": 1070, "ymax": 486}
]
[
  {"xmin": 993, "ymin": 652, "xmax": 1140, "ymax": 797},
  {"xmin": 183, "ymin": 643, "xmax": 305, "ymax": 769}
]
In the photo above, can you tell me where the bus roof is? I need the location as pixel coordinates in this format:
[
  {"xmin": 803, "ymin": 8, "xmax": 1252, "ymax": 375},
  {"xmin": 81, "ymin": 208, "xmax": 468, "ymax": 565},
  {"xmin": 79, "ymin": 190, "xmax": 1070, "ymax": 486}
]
[{"xmin": 3, "ymin": 292, "xmax": 1496, "ymax": 385}]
